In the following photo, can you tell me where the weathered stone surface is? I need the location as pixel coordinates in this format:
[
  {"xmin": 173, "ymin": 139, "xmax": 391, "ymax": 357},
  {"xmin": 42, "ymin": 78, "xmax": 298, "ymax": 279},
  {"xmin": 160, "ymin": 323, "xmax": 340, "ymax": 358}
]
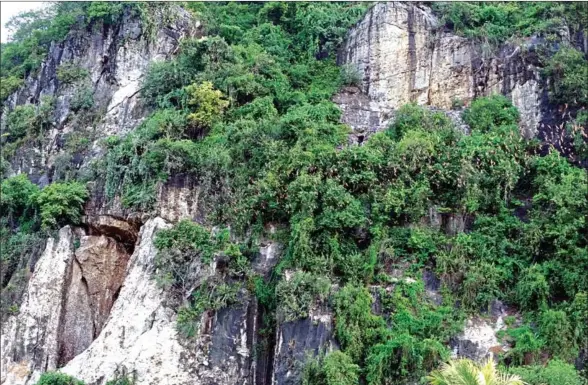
[
  {"xmin": 59, "ymin": 260, "xmax": 94, "ymax": 366},
  {"xmin": 156, "ymin": 174, "xmax": 201, "ymax": 223},
  {"xmin": 1, "ymin": 227, "xmax": 76, "ymax": 385},
  {"xmin": 332, "ymin": 86, "xmax": 393, "ymax": 144},
  {"xmin": 56, "ymin": 218, "xmax": 257, "ymax": 385},
  {"xmin": 84, "ymin": 215, "xmax": 139, "ymax": 247},
  {"xmin": 3, "ymin": 7, "xmax": 200, "ymax": 185},
  {"xmin": 60, "ymin": 218, "xmax": 195, "ymax": 385},
  {"xmin": 74, "ymin": 235, "xmax": 130, "ymax": 334},
  {"xmin": 451, "ymin": 313, "xmax": 508, "ymax": 362},
  {"xmin": 272, "ymin": 307, "xmax": 336, "ymax": 385},
  {"xmin": 336, "ymin": 2, "xmax": 550, "ymax": 141}
]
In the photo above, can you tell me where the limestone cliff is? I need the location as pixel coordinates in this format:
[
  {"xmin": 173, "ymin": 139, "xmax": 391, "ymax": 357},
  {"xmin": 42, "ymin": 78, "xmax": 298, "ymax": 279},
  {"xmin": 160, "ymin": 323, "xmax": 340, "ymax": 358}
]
[
  {"xmin": 336, "ymin": 2, "xmax": 575, "ymax": 144},
  {"xmin": 1, "ymin": 3, "xmax": 585, "ymax": 385}
]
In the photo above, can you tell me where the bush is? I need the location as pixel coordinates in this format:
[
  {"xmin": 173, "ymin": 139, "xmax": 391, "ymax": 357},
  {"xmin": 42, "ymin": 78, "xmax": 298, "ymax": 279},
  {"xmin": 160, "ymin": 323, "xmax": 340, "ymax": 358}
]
[
  {"xmin": 36, "ymin": 372, "xmax": 84, "ymax": 385},
  {"xmin": 275, "ymin": 271, "xmax": 331, "ymax": 322},
  {"xmin": 339, "ymin": 64, "xmax": 362, "ymax": 87},
  {"xmin": 303, "ymin": 351, "xmax": 360, "ymax": 385},
  {"xmin": 510, "ymin": 359, "xmax": 584, "ymax": 385},
  {"xmin": 185, "ymin": 81, "xmax": 229, "ymax": 135},
  {"xmin": 0, "ymin": 75, "xmax": 23, "ymax": 102},
  {"xmin": 516, "ymin": 265, "xmax": 550, "ymax": 310},
  {"xmin": 70, "ymin": 86, "xmax": 94, "ymax": 111},
  {"xmin": 544, "ymin": 46, "xmax": 588, "ymax": 106},
  {"xmin": 462, "ymin": 95, "xmax": 519, "ymax": 133},
  {"xmin": 56, "ymin": 63, "xmax": 89, "ymax": 85},
  {"xmin": 0, "ymin": 174, "xmax": 39, "ymax": 221},
  {"xmin": 539, "ymin": 309, "xmax": 577, "ymax": 362},
  {"xmin": 35, "ymin": 181, "xmax": 89, "ymax": 229},
  {"xmin": 4, "ymin": 105, "xmax": 36, "ymax": 142}
]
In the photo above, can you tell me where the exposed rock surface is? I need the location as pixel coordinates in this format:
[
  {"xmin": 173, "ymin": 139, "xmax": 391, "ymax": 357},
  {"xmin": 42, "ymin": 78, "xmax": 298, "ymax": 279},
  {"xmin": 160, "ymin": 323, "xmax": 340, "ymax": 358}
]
[
  {"xmin": 58, "ymin": 218, "xmax": 259, "ymax": 385},
  {"xmin": 1, "ymin": 227, "xmax": 76, "ymax": 385},
  {"xmin": 60, "ymin": 218, "xmax": 198, "ymax": 385},
  {"xmin": 450, "ymin": 301, "xmax": 514, "ymax": 362},
  {"xmin": 2, "ymin": 7, "xmax": 199, "ymax": 185},
  {"xmin": 336, "ymin": 2, "xmax": 557, "ymax": 141},
  {"xmin": 272, "ymin": 307, "xmax": 336, "ymax": 385}
]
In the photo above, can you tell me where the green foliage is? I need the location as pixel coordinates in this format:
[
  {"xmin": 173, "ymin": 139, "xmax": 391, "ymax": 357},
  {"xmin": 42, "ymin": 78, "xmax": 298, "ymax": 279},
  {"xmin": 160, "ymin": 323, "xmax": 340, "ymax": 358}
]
[
  {"xmin": 70, "ymin": 86, "xmax": 95, "ymax": 111},
  {"xmin": 303, "ymin": 351, "xmax": 360, "ymax": 385},
  {"xmin": 432, "ymin": 2, "xmax": 583, "ymax": 45},
  {"xmin": 56, "ymin": 63, "xmax": 89, "ymax": 85},
  {"xmin": 154, "ymin": 220, "xmax": 231, "ymax": 293},
  {"xmin": 543, "ymin": 46, "xmax": 588, "ymax": 106},
  {"xmin": 502, "ymin": 325, "xmax": 545, "ymax": 366},
  {"xmin": 539, "ymin": 309, "xmax": 577, "ymax": 362},
  {"xmin": 35, "ymin": 372, "xmax": 84, "ymax": 385},
  {"xmin": 4, "ymin": 2, "xmax": 585, "ymax": 381},
  {"xmin": 462, "ymin": 95, "xmax": 519, "ymax": 133},
  {"xmin": 339, "ymin": 64, "xmax": 362, "ymax": 87},
  {"xmin": 185, "ymin": 81, "xmax": 229, "ymax": 135},
  {"xmin": 4, "ymin": 104, "xmax": 37, "ymax": 143},
  {"xmin": 0, "ymin": 174, "xmax": 39, "ymax": 222},
  {"xmin": 0, "ymin": 75, "xmax": 23, "ymax": 101},
  {"xmin": 35, "ymin": 181, "xmax": 88, "ymax": 229},
  {"xmin": 510, "ymin": 360, "xmax": 585, "ymax": 385},
  {"xmin": 176, "ymin": 280, "xmax": 242, "ymax": 338},
  {"xmin": 427, "ymin": 358, "xmax": 524, "ymax": 385},
  {"xmin": 275, "ymin": 271, "xmax": 330, "ymax": 322},
  {"xmin": 515, "ymin": 265, "xmax": 549, "ymax": 311}
]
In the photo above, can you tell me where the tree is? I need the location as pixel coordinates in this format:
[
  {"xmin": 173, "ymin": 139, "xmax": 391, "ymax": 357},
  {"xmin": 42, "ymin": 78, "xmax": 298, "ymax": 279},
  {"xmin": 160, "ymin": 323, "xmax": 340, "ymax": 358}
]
[
  {"xmin": 427, "ymin": 358, "xmax": 525, "ymax": 385},
  {"xmin": 36, "ymin": 372, "xmax": 84, "ymax": 385},
  {"xmin": 185, "ymin": 81, "xmax": 229, "ymax": 137},
  {"xmin": 35, "ymin": 182, "xmax": 89, "ymax": 229}
]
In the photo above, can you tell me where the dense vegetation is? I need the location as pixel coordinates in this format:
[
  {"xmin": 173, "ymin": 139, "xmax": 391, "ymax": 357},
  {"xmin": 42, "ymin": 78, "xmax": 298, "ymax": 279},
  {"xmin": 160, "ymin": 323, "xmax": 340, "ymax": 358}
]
[{"xmin": 1, "ymin": 2, "xmax": 587, "ymax": 385}]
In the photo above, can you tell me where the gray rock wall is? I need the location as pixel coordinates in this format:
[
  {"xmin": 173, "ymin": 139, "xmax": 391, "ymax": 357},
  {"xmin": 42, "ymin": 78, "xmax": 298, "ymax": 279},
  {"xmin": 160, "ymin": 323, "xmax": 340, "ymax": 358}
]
[{"xmin": 336, "ymin": 2, "xmax": 554, "ymax": 140}]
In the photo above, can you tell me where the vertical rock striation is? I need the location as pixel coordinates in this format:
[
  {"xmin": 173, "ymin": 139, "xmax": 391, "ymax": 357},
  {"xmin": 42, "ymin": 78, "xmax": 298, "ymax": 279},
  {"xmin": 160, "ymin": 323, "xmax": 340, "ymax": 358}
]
[{"xmin": 336, "ymin": 2, "xmax": 552, "ymax": 141}]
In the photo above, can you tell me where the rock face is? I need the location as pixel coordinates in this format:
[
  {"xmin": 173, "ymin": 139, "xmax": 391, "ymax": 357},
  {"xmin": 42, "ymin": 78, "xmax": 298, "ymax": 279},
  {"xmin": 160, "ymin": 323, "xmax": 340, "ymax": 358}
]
[
  {"xmin": 272, "ymin": 308, "xmax": 336, "ymax": 385},
  {"xmin": 2, "ymin": 7, "xmax": 199, "ymax": 185},
  {"xmin": 60, "ymin": 218, "xmax": 196, "ymax": 385},
  {"xmin": 336, "ymin": 2, "xmax": 554, "ymax": 141},
  {"xmin": 60, "ymin": 218, "xmax": 257, "ymax": 385},
  {"xmin": 1, "ymin": 227, "xmax": 76, "ymax": 385},
  {"xmin": 0, "ymin": 226, "xmax": 134, "ymax": 385}
]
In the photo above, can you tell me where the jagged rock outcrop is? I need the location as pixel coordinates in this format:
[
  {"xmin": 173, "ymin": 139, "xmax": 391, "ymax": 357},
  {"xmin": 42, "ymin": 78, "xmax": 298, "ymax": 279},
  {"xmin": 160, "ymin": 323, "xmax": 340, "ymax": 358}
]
[
  {"xmin": 59, "ymin": 218, "xmax": 258, "ymax": 385},
  {"xmin": 1, "ymin": 227, "xmax": 76, "ymax": 385},
  {"xmin": 2, "ymin": 7, "xmax": 200, "ymax": 185},
  {"xmin": 0, "ymin": 225, "xmax": 134, "ymax": 385},
  {"xmin": 272, "ymin": 307, "xmax": 336, "ymax": 385},
  {"xmin": 336, "ymin": 2, "xmax": 560, "ymax": 140}
]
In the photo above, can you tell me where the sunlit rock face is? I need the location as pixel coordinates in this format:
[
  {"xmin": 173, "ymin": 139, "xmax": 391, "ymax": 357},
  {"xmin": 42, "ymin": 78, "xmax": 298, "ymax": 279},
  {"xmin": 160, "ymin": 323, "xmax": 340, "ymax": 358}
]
[
  {"xmin": 2, "ymin": 6, "xmax": 200, "ymax": 185},
  {"xmin": 336, "ymin": 2, "xmax": 549, "ymax": 142}
]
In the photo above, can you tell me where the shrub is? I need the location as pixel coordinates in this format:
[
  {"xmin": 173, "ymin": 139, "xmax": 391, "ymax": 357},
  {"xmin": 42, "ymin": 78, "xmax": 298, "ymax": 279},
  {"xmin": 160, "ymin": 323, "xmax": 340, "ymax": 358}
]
[
  {"xmin": 36, "ymin": 372, "xmax": 84, "ymax": 385},
  {"xmin": 0, "ymin": 75, "xmax": 23, "ymax": 102},
  {"xmin": 303, "ymin": 351, "xmax": 360, "ymax": 385},
  {"xmin": 275, "ymin": 271, "xmax": 331, "ymax": 322},
  {"xmin": 0, "ymin": 174, "xmax": 39, "ymax": 221},
  {"xmin": 35, "ymin": 181, "xmax": 89, "ymax": 229},
  {"xmin": 339, "ymin": 64, "xmax": 362, "ymax": 87},
  {"xmin": 70, "ymin": 86, "xmax": 94, "ymax": 111},
  {"xmin": 515, "ymin": 265, "xmax": 550, "ymax": 310},
  {"xmin": 185, "ymin": 81, "xmax": 229, "ymax": 135},
  {"xmin": 509, "ymin": 359, "xmax": 584, "ymax": 385},
  {"xmin": 539, "ymin": 309, "xmax": 577, "ymax": 361},
  {"xmin": 56, "ymin": 63, "xmax": 89, "ymax": 85},
  {"xmin": 176, "ymin": 280, "xmax": 242, "ymax": 338},
  {"xmin": 504, "ymin": 326, "xmax": 545, "ymax": 366},
  {"xmin": 4, "ymin": 104, "xmax": 36, "ymax": 142},
  {"xmin": 462, "ymin": 95, "xmax": 519, "ymax": 133},
  {"xmin": 544, "ymin": 46, "xmax": 588, "ymax": 106}
]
